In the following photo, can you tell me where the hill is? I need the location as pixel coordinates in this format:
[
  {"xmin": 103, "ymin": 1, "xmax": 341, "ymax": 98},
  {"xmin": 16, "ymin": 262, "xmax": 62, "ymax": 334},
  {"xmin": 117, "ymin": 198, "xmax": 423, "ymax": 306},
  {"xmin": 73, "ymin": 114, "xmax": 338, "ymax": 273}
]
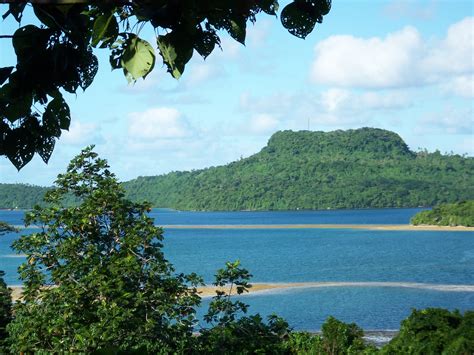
[
  {"xmin": 411, "ymin": 200, "xmax": 474, "ymax": 227},
  {"xmin": 123, "ymin": 128, "xmax": 474, "ymax": 210},
  {"xmin": 1, "ymin": 128, "xmax": 473, "ymax": 210}
]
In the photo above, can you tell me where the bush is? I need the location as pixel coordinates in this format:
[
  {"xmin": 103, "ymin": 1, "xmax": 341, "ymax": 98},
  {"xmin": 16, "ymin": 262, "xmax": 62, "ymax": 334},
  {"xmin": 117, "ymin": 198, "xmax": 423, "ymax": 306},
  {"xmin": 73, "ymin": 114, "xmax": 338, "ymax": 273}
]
[{"xmin": 382, "ymin": 308, "xmax": 474, "ymax": 354}]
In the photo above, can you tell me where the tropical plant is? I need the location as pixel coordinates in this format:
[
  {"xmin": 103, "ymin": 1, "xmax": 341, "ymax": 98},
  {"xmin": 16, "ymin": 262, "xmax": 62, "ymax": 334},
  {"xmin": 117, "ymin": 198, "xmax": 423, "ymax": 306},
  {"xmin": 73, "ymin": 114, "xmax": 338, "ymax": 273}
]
[
  {"xmin": 7, "ymin": 146, "xmax": 202, "ymax": 353},
  {"xmin": 198, "ymin": 260, "xmax": 290, "ymax": 354}
]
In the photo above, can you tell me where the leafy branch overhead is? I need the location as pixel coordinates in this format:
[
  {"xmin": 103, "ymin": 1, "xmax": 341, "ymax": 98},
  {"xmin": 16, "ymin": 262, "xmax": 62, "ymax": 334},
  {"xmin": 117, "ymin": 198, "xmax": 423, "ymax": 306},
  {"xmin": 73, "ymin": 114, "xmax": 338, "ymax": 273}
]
[{"xmin": 0, "ymin": 1, "xmax": 331, "ymax": 170}]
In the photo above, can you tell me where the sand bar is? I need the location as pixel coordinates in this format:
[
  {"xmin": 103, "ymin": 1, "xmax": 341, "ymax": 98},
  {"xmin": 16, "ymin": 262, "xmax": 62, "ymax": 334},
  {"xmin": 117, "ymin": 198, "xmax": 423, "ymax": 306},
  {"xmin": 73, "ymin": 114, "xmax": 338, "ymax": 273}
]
[
  {"xmin": 160, "ymin": 224, "xmax": 474, "ymax": 231},
  {"xmin": 11, "ymin": 282, "xmax": 474, "ymax": 301},
  {"xmin": 11, "ymin": 224, "xmax": 474, "ymax": 231}
]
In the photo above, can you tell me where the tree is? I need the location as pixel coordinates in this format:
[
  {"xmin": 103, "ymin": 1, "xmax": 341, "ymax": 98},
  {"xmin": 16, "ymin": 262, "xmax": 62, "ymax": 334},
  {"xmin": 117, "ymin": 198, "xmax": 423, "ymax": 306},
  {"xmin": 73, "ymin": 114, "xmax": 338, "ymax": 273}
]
[
  {"xmin": 0, "ymin": 1, "xmax": 331, "ymax": 169},
  {"xmin": 7, "ymin": 146, "xmax": 202, "ymax": 353},
  {"xmin": 382, "ymin": 308, "xmax": 474, "ymax": 354},
  {"xmin": 0, "ymin": 223, "xmax": 16, "ymax": 352},
  {"xmin": 198, "ymin": 260, "xmax": 291, "ymax": 354}
]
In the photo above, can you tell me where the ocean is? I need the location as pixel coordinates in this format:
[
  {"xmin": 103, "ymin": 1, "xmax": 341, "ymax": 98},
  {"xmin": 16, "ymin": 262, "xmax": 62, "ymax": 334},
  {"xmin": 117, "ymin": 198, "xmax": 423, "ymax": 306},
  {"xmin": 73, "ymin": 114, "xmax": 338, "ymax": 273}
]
[{"xmin": 1, "ymin": 208, "xmax": 473, "ymax": 331}]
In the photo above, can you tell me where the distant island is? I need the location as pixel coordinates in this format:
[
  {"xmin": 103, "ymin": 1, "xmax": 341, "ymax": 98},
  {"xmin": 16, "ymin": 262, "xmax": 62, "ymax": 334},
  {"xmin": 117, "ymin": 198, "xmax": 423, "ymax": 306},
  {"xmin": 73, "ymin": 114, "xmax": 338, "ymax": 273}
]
[
  {"xmin": 1, "ymin": 128, "xmax": 473, "ymax": 210},
  {"xmin": 411, "ymin": 200, "xmax": 474, "ymax": 227}
]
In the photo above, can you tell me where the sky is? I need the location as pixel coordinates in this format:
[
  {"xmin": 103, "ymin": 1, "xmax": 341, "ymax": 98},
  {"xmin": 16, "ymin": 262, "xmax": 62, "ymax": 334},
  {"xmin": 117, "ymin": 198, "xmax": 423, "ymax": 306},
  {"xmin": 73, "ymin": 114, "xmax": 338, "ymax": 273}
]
[{"xmin": 0, "ymin": 0, "xmax": 473, "ymax": 186}]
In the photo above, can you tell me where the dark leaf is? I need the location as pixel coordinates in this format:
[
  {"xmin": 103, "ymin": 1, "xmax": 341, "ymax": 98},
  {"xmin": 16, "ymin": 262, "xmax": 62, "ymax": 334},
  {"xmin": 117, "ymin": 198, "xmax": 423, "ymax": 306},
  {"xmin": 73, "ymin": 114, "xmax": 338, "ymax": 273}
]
[
  {"xmin": 4, "ymin": 121, "xmax": 38, "ymax": 170},
  {"xmin": 281, "ymin": 1, "xmax": 323, "ymax": 39},
  {"xmin": 0, "ymin": 83, "xmax": 32, "ymax": 123},
  {"xmin": 78, "ymin": 50, "xmax": 99, "ymax": 91},
  {"xmin": 228, "ymin": 16, "xmax": 247, "ymax": 45},
  {"xmin": 194, "ymin": 28, "xmax": 220, "ymax": 59},
  {"xmin": 36, "ymin": 135, "xmax": 56, "ymax": 164},
  {"xmin": 260, "ymin": 0, "xmax": 279, "ymax": 15},
  {"xmin": 0, "ymin": 67, "xmax": 14, "ymax": 86},
  {"xmin": 2, "ymin": 3, "xmax": 26, "ymax": 22},
  {"xmin": 12, "ymin": 25, "xmax": 45, "ymax": 59},
  {"xmin": 43, "ymin": 95, "xmax": 70, "ymax": 137}
]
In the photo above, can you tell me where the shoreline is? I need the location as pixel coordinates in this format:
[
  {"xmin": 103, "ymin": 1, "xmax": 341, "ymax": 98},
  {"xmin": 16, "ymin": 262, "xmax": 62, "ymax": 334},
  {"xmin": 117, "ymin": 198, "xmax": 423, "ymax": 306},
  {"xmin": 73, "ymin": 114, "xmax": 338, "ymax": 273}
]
[
  {"xmin": 11, "ymin": 281, "xmax": 474, "ymax": 301},
  {"xmin": 160, "ymin": 224, "xmax": 474, "ymax": 231},
  {"xmin": 9, "ymin": 224, "xmax": 474, "ymax": 231}
]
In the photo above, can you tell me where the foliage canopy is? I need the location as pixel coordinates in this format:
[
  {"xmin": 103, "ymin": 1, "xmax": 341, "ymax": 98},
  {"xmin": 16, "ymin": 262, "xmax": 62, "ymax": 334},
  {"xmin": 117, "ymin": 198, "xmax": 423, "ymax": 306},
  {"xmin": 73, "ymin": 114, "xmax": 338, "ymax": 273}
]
[
  {"xmin": 7, "ymin": 146, "xmax": 202, "ymax": 353},
  {"xmin": 411, "ymin": 200, "xmax": 474, "ymax": 227},
  {"xmin": 0, "ymin": 1, "xmax": 331, "ymax": 169}
]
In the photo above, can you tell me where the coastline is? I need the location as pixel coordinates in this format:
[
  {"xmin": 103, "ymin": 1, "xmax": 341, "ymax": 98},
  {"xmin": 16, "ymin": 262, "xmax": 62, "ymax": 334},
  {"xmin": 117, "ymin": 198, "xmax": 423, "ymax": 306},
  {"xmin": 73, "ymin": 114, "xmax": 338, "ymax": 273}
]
[
  {"xmin": 160, "ymin": 224, "xmax": 474, "ymax": 231},
  {"xmin": 11, "ymin": 281, "xmax": 474, "ymax": 301}
]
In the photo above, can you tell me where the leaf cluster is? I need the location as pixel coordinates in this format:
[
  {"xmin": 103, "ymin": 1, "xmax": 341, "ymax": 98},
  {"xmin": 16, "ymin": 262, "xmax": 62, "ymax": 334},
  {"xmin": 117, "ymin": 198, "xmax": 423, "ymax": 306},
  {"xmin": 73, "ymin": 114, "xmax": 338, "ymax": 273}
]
[{"xmin": 1, "ymin": 1, "xmax": 331, "ymax": 169}]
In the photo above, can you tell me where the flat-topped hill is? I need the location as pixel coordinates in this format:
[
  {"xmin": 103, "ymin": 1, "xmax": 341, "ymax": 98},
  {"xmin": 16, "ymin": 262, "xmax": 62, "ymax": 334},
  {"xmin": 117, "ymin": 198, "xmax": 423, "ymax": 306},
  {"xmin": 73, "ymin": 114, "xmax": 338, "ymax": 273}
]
[
  {"xmin": 1, "ymin": 128, "xmax": 473, "ymax": 210},
  {"xmin": 123, "ymin": 128, "xmax": 473, "ymax": 210}
]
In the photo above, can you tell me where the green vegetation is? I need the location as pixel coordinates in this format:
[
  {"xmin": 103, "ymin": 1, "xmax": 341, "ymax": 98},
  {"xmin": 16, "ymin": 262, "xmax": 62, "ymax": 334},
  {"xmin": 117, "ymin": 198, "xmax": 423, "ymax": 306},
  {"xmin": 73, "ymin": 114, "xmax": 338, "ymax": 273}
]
[
  {"xmin": 1, "ymin": 1, "xmax": 330, "ymax": 169},
  {"xmin": 124, "ymin": 128, "xmax": 474, "ymax": 210},
  {"xmin": 0, "ymin": 223, "xmax": 14, "ymax": 352},
  {"xmin": 381, "ymin": 308, "xmax": 474, "ymax": 354},
  {"xmin": 0, "ymin": 148, "xmax": 472, "ymax": 353},
  {"xmin": 411, "ymin": 200, "xmax": 474, "ymax": 227},
  {"xmin": 0, "ymin": 184, "xmax": 50, "ymax": 209},
  {"xmin": 1, "ymin": 128, "xmax": 473, "ymax": 210}
]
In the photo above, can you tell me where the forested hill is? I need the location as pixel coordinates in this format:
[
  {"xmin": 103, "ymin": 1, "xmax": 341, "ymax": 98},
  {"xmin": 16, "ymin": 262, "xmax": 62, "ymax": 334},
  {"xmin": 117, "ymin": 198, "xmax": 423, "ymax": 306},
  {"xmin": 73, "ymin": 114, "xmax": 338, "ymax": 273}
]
[
  {"xmin": 123, "ymin": 128, "xmax": 474, "ymax": 210},
  {"xmin": 1, "ymin": 128, "xmax": 473, "ymax": 210}
]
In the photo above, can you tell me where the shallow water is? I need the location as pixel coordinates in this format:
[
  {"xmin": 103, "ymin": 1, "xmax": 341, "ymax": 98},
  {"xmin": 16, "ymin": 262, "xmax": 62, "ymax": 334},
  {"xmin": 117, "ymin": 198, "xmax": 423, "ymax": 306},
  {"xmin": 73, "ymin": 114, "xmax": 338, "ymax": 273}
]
[{"xmin": 1, "ymin": 208, "xmax": 473, "ymax": 330}]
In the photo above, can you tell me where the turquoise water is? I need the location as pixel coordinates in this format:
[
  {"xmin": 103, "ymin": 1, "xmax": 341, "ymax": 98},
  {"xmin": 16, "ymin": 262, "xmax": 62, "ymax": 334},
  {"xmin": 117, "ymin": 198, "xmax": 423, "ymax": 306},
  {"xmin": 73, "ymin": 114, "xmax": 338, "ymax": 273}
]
[{"xmin": 1, "ymin": 208, "xmax": 473, "ymax": 330}]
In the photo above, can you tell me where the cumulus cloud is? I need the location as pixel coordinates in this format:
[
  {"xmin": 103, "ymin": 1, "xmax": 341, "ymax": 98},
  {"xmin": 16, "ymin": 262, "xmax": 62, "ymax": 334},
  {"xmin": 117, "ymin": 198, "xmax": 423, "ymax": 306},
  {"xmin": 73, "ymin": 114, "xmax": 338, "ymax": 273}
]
[
  {"xmin": 128, "ymin": 107, "xmax": 193, "ymax": 141},
  {"xmin": 310, "ymin": 17, "xmax": 474, "ymax": 90},
  {"xmin": 443, "ymin": 75, "xmax": 474, "ymax": 98},
  {"xmin": 62, "ymin": 120, "xmax": 102, "ymax": 146}
]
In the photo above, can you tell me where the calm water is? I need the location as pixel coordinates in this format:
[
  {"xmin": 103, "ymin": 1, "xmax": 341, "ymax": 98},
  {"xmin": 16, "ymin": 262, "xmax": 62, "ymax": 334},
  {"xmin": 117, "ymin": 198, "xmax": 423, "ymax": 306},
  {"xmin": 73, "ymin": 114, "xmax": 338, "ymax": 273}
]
[{"xmin": 1, "ymin": 208, "xmax": 473, "ymax": 330}]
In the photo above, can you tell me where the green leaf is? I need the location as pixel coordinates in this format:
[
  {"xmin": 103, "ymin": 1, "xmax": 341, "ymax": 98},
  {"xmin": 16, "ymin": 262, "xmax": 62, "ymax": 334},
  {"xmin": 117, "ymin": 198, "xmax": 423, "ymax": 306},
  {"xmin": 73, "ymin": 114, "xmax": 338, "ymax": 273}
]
[
  {"xmin": 91, "ymin": 13, "xmax": 119, "ymax": 48},
  {"xmin": 121, "ymin": 37, "xmax": 155, "ymax": 82},
  {"xmin": 157, "ymin": 32, "xmax": 193, "ymax": 79}
]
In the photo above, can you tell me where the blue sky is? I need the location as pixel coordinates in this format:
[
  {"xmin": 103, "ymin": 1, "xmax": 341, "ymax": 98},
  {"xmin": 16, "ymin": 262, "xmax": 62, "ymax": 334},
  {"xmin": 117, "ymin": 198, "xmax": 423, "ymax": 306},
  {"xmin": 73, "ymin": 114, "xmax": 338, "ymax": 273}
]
[{"xmin": 1, "ymin": 0, "xmax": 473, "ymax": 186}]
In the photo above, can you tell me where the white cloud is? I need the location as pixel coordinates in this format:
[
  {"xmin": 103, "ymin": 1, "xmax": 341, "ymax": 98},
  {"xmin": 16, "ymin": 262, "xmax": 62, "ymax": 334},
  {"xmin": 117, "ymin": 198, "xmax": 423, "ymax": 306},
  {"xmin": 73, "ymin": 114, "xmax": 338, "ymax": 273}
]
[
  {"xmin": 311, "ymin": 26, "xmax": 422, "ymax": 88},
  {"xmin": 62, "ymin": 120, "xmax": 101, "ymax": 146},
  {"xmin": 247, "ymin": 114, "xmax": 279, "ymax": 134},
  {"xmin": 310, "ymin": 17, "xmax": 474, "ymax": 91},
  {"xmin": 444, "ymin": 75, "xmax": 474, "ymax": 98},
  {"xmin": 416, "ymin": 107, "xmax": 474, "ymax": 135},
  {"xmin": 128, "ymin": 107, "xmax": 192, "ymax": 140},
  {"xmin": 422, "ymin": 17, "xmax": 474, "ymax": 77}
]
